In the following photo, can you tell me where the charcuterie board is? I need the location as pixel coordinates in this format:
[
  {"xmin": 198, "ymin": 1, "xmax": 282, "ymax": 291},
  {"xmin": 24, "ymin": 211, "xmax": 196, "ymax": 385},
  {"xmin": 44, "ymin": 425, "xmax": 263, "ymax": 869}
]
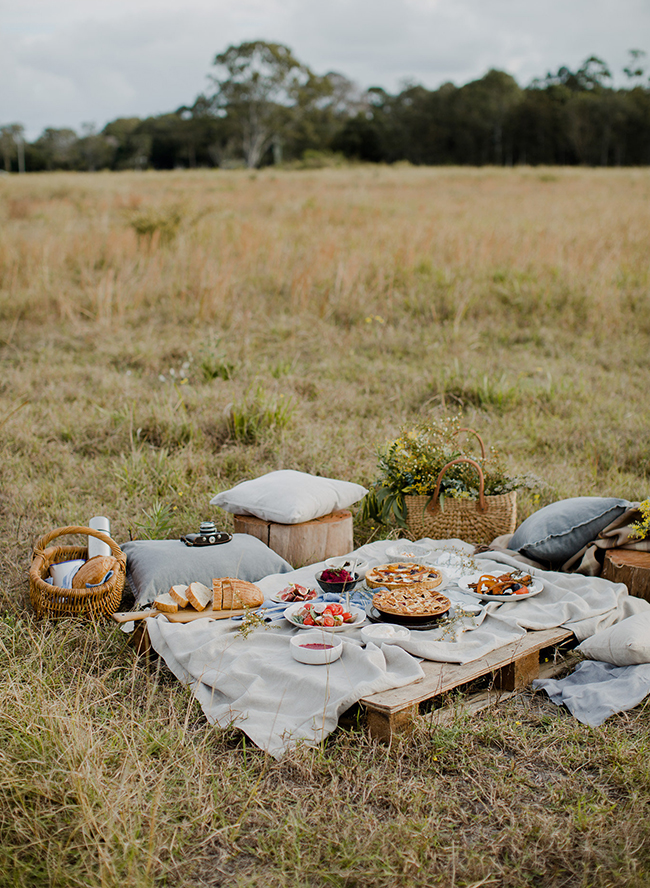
[{"xmin": 111, "ymin": 605, "xmax": 246, "ymax": 624}]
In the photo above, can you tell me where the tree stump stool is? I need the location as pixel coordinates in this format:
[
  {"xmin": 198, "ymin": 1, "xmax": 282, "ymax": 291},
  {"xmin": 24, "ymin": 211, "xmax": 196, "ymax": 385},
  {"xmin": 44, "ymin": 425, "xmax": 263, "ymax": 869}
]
[
  {"xmin": 602, "ymin": 549, "xmax": 650, "ymax": 602},
  {"xmin": 233, "ymin": 510, "xmax": 354, "ymax": 568}
]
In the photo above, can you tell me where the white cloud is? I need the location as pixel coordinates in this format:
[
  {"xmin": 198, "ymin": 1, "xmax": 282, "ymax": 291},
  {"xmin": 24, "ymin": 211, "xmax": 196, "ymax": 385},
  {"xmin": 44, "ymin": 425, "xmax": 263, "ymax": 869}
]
[{"xmin": 2, "ymin": 0, "xmax": 648, "ymax": 138}]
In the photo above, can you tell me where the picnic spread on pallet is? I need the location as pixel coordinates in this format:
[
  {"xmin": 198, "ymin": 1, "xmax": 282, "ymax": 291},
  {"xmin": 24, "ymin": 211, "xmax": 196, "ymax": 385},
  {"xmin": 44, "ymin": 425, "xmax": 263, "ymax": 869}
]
[{"xmin": 28, "ymin": 421, "xmax": 650, "ymax": 758}]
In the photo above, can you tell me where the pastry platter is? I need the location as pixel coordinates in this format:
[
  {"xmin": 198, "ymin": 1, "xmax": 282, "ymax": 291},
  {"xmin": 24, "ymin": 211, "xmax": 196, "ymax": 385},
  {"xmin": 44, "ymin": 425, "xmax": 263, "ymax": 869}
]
[{"xmin": 457, "ymin": 571, "xmax": 544, "ymax": 602}]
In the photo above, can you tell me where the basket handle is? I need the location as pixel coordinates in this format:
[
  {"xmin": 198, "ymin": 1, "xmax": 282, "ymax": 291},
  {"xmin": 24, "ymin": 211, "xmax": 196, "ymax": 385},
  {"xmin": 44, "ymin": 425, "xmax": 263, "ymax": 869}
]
[
  {"xmin": 426, "ymin": 457, "xmax": 487, "ymax": 514},
  {"xmin": 458, "ymin": 427, "xmax": 486, "ymax": 459},
  {"xmin": 33, "ymin": 526, "xmax": 125, "ymax": 565}
]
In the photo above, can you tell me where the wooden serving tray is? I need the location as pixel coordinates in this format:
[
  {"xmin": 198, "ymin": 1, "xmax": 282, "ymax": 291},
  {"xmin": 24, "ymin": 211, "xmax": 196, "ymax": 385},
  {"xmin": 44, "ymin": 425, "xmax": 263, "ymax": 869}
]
[{"xmin": 112, "ymin": 605, "xmax": 246, "ymax": 624}]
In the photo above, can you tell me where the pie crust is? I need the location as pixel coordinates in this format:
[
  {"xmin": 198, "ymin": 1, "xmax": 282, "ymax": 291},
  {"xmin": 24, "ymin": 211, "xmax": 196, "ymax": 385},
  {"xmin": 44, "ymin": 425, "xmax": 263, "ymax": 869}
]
[
  {"xmin": 365, "ymin": 562, "xmax": 443, "ymax": 591},
  {"xmin": 372, "ymin": 587, "xmax": 451, "ymax": 618}
]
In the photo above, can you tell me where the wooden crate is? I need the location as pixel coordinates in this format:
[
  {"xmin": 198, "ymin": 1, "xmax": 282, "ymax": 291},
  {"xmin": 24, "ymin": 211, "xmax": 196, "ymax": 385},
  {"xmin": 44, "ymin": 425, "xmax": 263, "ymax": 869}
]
[
  {"xmin": 233, "ymin": 509, "xmax": 353, "ymax": 567},
  {"xmin": 360, "ymin": 627, "xmax": 575, "ymax": 742}
]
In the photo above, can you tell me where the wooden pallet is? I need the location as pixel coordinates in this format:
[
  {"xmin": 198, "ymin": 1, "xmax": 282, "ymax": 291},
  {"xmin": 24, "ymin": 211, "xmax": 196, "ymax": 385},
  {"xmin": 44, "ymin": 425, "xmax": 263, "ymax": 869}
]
[{"xmin": 360, "ymin": 627, "xmax": 575, "ymax": 742}]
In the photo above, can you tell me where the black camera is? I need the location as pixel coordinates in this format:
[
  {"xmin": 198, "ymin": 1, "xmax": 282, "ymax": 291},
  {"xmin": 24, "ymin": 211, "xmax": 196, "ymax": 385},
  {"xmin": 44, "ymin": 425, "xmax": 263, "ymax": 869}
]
[{"xmin": 181, "ymin": 522, "xmax": 232, "ymax": 547}]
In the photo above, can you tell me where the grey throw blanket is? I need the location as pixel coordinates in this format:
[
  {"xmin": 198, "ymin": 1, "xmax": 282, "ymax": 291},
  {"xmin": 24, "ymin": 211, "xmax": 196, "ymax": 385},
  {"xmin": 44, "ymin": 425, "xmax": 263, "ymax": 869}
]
[{"xmin": 534, "ymin": 661, "xmax": 650, "ymax": 726}]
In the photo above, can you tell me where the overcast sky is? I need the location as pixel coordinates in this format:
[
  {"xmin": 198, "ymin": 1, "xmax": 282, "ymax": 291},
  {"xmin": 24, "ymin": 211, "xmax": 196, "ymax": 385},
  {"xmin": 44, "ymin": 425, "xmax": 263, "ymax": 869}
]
[{"xmin": 2, "ymin": 0, "xmax": 648, "ymax": 139}]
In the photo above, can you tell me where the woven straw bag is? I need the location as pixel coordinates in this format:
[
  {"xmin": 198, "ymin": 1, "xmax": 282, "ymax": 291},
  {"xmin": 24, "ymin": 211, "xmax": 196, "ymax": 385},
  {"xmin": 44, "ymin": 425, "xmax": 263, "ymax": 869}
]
[
  {"xmin": 29, "ymin": 525, "xmax": 126, "ymax": 619},
  {"xmin": 405, "ymin": 457, "xmax": 517, "ymax": 545}
]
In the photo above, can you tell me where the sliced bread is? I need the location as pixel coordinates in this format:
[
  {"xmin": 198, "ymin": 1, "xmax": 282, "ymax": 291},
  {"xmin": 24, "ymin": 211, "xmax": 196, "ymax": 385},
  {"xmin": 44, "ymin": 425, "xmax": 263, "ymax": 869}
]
[
  {"xmin": 154, "ymin": 592, "xmax": 179, "ymax": 613},
  {"xmin": 213, "ymin": 577, "xmax": 263, "ymax": 611},
  {"xmin": 169, "ymin": 584, "xmax": 189, "ymax": 607},
  {"xmin": 186, "ymin": 581, "xmax": 212, "ymax": 611}
]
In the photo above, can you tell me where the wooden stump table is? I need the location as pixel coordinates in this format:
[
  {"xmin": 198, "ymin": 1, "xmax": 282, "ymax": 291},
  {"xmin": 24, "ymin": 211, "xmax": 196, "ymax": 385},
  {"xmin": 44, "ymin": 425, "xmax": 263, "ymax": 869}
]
[
  {"xmin": 602, "ymin": 549, "xmax": 650, "ymax": 602},
  {"xmin": 233, "ymin": 509, "xmax": 354, "ymax": 568}
]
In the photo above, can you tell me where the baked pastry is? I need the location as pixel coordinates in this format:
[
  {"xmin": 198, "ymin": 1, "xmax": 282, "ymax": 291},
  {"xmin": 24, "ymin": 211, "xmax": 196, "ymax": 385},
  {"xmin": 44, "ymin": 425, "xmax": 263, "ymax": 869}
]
[
  {"xmin": 366, "ymin": 562, "xmax": 443, "ymax": 591},
  {"xmin": 72, "ymin": 555, "xmax": 118, "ymax": 588},
  {"xmin": 169, "ymin": 584, "xmax": 189, "ymax": 607},
  {"xmin": 154, "ymin": 592, "xmax": 179, "ymax": 613},
  {"xmin": 372, "ymin": 587, "xmax": 450, "ymax": 618},
  {"xmin": 186, "ymin": 581, "xmax": 212, "ymax": 611},
  {"xmin": 212, "ymin": 578, "xmax": 263, "ymax": 610}
]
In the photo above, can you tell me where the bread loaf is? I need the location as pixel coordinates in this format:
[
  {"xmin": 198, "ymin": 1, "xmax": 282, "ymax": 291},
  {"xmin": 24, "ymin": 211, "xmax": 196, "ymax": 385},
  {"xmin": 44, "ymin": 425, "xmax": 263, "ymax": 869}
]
[
  {"xmin": 169, "ymin": 584, "xmax": 189, "ymax": 607},
  {"xmin": 212, "ymin": 578, "xmax": 263, "ymax": 611},
  {"xmin": 186, "ymin": 581, "xmax": 212, "ymax": 611},
  {"xmin": 72, "ymin": 555, "xmax": 118, "ymax": 588},
  {"xmin": 154, "ymin": 592, "xmax": 179, "ymax": 613}
]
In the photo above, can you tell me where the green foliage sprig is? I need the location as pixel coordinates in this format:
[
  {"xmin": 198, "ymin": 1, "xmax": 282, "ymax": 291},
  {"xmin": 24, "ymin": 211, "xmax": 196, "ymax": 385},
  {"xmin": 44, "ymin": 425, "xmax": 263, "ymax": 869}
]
[{"xmin": 362, "ymin": 416, "xmax": 533, "ymax": 528}]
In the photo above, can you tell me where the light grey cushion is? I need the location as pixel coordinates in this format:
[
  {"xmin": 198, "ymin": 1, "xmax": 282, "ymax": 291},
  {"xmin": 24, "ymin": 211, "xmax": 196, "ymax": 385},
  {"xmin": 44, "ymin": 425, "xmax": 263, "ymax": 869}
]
[
  {"xmin": 210, "ymin": 470, "xmax": 367, "ymax": 525},
  {"xmin": 509, "ymin": 497, "xmax": 631, "ymax": 567},
  {"xmin": 577, "ymin": 612, "xmax": 650, "ymax": 666},
  {"xmin": 122, "ymin": 535, "xmax": 292, "ymax": 605}
]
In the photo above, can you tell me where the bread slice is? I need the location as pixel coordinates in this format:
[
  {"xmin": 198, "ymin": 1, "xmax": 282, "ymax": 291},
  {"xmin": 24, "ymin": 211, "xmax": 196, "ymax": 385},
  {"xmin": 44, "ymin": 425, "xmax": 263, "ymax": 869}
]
[
  {"xmin": 213, "ymin": 578, "xmax": 263, "ymax": 611},
  {"xmin": 169, "ymin": 584, "xmax": 189, "ymax": 607},
  {"xmin": 154, "ymin": 592, "xmax": 179, "ymax": 613},
  {"xmin": 186, "ymin": 581, "xmax": 212, "ymax": 612}
]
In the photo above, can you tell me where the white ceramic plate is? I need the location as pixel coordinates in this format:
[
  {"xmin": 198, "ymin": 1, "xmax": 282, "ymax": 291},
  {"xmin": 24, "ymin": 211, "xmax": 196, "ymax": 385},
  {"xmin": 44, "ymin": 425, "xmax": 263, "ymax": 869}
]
[
  {"xmin": 385, "ymin": 544, "xmax": 432, "ymax": 562},
  {"xmin": 324, "ymin": 556, "xmax": 370, "ymax": 578},
  {"xmin": 457, "ymin": 571, "xmax": 544, "ymax": 602},
  {"xmin": 283, "ymin": 601, "xmax": 366, "ymax": 631}
]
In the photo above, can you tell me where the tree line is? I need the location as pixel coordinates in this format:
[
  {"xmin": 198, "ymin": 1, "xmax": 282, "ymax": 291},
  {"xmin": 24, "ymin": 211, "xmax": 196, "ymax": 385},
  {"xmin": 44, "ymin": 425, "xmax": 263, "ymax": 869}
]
[{"xmin": 2, "ymin": 43, "xmax": 649, "ymax": 171}]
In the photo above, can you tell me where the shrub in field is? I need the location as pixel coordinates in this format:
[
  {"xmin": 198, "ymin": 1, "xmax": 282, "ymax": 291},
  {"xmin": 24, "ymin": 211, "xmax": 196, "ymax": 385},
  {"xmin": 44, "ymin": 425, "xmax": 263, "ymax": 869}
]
[
  {"xmin": 227, "ymin": 386, "xmax": 293, "ymax": 444},
  {"xmin": 126, "ymin": 205, "xmax": 183, "ymax": 246}
]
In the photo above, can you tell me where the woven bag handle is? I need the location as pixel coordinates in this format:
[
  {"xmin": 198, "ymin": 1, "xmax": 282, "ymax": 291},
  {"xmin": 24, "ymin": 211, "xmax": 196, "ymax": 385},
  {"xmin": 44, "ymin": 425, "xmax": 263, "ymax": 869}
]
[
  {"xmin": 458, "ymin": 428, "xmax": 486, "ymax": 458},
  {"xmin": 426, "ymin": 457, "xmax": 488, "ymax": 514},
  {"xmin": 33, "ymin": 525, "xmax": 126, "ymax": 565}
]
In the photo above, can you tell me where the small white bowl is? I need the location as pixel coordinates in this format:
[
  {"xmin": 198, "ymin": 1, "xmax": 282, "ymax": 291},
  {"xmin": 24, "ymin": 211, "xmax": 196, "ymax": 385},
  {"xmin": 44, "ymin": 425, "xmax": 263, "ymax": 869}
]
[
  {"xmin": 360, "ymin": 623, "xmax": 411, "ymax": 646},
  {"xmin": 385, "ymin": 543, "xmax": 432, "ymax": 563},
  {"xmin": 290, "ymin": 631, "xmax": 343, "ymax": 665},
  {"xmin": 324, "ymin": 556, "xmax": 370, "ymax": 578}
]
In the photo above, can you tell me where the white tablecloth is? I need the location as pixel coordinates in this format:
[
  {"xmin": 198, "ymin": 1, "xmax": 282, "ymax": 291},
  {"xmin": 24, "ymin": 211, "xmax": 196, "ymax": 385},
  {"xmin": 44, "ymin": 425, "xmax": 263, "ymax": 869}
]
[{"xmin": 145, "ymin": 537, "xmax": 650, "ymax": 756}]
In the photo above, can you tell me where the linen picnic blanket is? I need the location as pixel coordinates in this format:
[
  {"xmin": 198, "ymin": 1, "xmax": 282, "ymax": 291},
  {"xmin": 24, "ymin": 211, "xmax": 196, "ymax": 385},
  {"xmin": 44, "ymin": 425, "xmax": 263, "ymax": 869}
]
[{"xmin": 144, "ymin": 537, "xmax": 649, "ymax": 756}]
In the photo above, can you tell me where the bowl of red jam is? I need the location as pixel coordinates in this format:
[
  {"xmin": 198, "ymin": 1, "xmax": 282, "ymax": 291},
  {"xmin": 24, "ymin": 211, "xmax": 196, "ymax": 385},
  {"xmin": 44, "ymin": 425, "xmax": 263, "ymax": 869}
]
[{"xmin": 290, "ymin": 630, "xmax": 343, "ymax": 665}]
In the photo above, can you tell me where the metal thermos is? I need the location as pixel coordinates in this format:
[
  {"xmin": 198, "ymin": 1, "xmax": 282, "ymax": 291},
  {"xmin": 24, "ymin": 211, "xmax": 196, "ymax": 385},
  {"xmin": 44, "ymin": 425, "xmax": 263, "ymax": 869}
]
[{"xmin": 88, "ymin": 516, "xmax": 112, "ymax": 559}]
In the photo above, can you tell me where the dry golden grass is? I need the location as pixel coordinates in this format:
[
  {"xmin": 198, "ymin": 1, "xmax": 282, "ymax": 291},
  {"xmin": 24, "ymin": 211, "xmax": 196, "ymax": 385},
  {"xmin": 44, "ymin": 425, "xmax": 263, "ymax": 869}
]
[{"xmin": 1, "ymin": 167, "xmax": 649, "ymax": 887}]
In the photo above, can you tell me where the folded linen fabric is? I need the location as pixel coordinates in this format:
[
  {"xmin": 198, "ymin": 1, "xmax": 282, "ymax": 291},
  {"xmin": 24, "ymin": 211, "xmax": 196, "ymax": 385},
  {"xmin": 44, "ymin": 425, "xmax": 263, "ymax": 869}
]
[{"xmin": 534, "ymin": 660, "xmax": 650, "ymax": 726}]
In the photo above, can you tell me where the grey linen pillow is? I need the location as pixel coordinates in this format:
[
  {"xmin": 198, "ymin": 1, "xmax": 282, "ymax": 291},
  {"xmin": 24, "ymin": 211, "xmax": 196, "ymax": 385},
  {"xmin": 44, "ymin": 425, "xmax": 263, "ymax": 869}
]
[
  {"xmin": 577, "ymin": 612, "xmax": 650, "ymax": 666},
  {"xmin": 122, "ymin": 535, "xmax": 292, "ymax": 605},
  {"xmin": 509, "ymin": 496, "xmax": 631, "ymax": 567}
]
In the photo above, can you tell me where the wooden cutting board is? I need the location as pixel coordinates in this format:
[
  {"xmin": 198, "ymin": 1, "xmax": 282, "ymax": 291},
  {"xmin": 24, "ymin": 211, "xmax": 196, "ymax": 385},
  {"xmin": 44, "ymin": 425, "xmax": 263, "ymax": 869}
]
[{"xmin": 112, "ymin": 605, "xmax": 247, "ymax": 624}]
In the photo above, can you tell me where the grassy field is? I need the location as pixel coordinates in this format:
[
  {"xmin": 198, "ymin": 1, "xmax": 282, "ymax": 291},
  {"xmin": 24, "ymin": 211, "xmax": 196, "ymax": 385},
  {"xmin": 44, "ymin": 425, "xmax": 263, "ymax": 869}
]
[{"xmin": 1, "ymin": 166, "xmax": 649, "ymax": 887}]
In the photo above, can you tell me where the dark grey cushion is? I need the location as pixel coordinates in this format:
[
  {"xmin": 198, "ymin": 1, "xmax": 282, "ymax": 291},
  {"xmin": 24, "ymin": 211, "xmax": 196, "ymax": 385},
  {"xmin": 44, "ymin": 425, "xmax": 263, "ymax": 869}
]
[
  {"xmin": 509, "ymin": 497, "xmax": 631, "ymax": 567},
  {"xmin": 122, "ymin": 535, "xmax": 292, "ymax": 605}
]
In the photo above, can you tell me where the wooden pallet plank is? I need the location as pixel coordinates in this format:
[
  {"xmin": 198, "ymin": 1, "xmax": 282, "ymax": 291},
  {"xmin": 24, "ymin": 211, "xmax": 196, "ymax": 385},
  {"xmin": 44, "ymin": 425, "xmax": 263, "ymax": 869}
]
[
  {"xmin": 429, "ymin": 654, "xmax": 576, "ymax": 727},
  {"xmin": 361, "ymin": 627, "xmax": 573, "ymax": 715}
]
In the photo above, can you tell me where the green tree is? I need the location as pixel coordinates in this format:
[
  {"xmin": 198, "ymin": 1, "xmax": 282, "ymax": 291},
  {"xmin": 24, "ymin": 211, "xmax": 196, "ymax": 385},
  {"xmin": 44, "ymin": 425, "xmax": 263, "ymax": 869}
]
[
  {"xmin": 0, "ymin": 123, "xmax": 25, "ymax": 172},
  {"xmin": 207, "ymin": 40, "xmax": 311, "ymax": 167}
]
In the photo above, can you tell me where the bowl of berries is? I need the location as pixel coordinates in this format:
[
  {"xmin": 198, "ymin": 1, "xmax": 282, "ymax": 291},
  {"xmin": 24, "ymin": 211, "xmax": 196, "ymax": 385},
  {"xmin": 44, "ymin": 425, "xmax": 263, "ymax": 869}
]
[{"xmin": 314, "ymin": 567, "xmax": 360, "ymax": 596}]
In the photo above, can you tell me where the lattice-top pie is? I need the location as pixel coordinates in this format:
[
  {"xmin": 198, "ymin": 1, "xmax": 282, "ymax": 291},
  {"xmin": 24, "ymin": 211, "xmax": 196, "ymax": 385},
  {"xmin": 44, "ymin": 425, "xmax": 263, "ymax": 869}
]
[
  {"xmin": 372, "ymin": 587, "xmax": 450, "ymax": 618},
  {"xmin": 365, "ymin": 562, "xmax": 443, "ymax": 591}
]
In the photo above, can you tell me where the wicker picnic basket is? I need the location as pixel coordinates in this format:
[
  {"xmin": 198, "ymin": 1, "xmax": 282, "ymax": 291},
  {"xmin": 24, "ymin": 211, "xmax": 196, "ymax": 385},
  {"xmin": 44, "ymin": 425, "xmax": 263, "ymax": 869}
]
[
  {"xmin": 404, "ymin": 457, "xmax": 517, "ymax": 546},
  {"xmin": 29, "ymin": 525, "xmax": 126, "ymax": 619}
]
